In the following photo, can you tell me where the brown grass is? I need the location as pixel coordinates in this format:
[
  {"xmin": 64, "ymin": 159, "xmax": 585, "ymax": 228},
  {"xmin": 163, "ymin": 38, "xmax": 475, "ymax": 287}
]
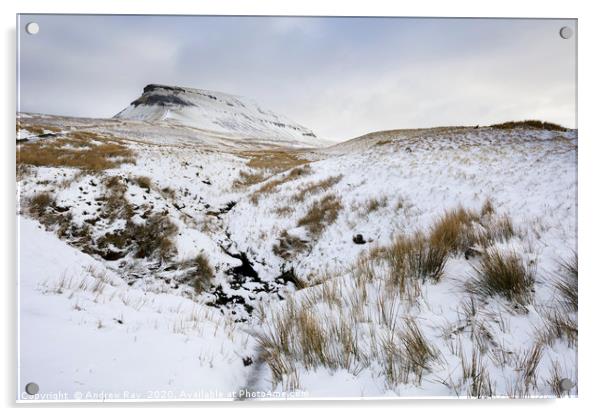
[
  {"xmin": 131, "ymin": 214, "xmax": 178, "ymax": 260},
  {"xmin": 28, "ymin": 192, "xmax": 54, "ymax": 218},
  {"xmin": 273, "ymin": 230, "xmax": 310, "ymax": 259},
  {"xmin": 365, "ymin": 196, "xmax": 388, "ymax": 214},
  {"xmin": 461, "ymin": 348, "xmax": 495, "ymax": 398},
  {"xmin": 518, "ymin": 342, "xmax": 544, "ymax": 391},
  {"xmin": 538, "ymin": 309, "xmax": 577, "ymax": 348},
  {"xmin": 233, "ymin": 171, "xmax": 269, "ymax": 188},
  {"xmin": 555, "ymin": 254, "xmax": 578, "ymax": 313},
  {"xmin": 17, "ymin": 130, "xmax": 135, "ymax": 171},
  {"xmin": 102, "ymin": 176, "xmax": 132, "ymax": 221},
  {"xmin": 291, "ymin": 175, "xmax": 343, "ymax": 203},
  {"xmin": 398, "ymin": 318, "xmax": 439, "ymax": 381},
  {"xmin": 243, "ymin": 150, "xmax": 310, "ymax": 171},
  {"xmin": 297, "ymin": 193, "xmax": 342, "ymax": 237},
  {"xmin": 17, "ymin": 121, "xmax": 61, "ymax": 136},
  {"xmin": 385, "ymin": 232, "xmax": 447, "ymax": 294},
  {"xmin": 471, "ymin": 249, "xmax": 534, "ymax": 306},
  {"xmin": 480, "ymin": 197, "xmax": 495, "ymax": 217},
  {"xmin": 273, "ymin": 205, "xmax": 295, "ymax": 217},
  {"xmin": 233, "ymin": 150, "xmax": 310, "ymax": 189},
  {"xmin": 490, "ymin": 120, "xmax": 568, "ymax": 132},
  {"xmin": 133, "ymin": 176, "xmax": 152, "ymax": 191},
  {"xmin": 192, "ymin": 253, "xmax": 214, "ymax": 293},
  {"xmin": 250, "ymin": 164, "xmax": 312, "ymax": 204},
  {"xmin": 429, "ymin": 207, "xmax": 480, "ymax": 255},
  {"xmin": 482, "ymin": 214, "xmax": 515, "ymax": 243}
]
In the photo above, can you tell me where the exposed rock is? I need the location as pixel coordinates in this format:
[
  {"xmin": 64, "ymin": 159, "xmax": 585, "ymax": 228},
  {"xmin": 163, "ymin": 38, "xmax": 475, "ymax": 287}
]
[{"xmin": 353, "ymin": 234, "xmax": 367, "ymax": 244}]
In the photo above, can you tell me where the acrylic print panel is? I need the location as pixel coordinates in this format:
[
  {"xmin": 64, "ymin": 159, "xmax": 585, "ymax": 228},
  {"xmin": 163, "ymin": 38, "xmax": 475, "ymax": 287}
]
[{"xmin": 16, "ymin": 14, "xmax": 577, "ymax": 401}]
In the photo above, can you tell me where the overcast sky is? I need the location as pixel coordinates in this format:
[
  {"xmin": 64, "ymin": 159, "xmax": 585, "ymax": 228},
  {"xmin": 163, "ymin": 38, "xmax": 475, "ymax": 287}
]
[{"xmin": 17, "ymin": 15, "xmax": 576, "ymax": 141}]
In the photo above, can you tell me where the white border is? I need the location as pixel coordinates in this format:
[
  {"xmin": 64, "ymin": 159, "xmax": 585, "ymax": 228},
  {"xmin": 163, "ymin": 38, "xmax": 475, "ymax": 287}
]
[{"xmin": 3, "ymin": 0, "xmax": 601, "ymax": 414}]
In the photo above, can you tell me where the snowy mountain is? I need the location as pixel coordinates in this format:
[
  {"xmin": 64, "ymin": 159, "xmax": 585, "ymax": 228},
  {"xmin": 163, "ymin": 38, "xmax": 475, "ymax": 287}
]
[{"xmin": 114, "ymin": 84, "xmax": 322, "ymax": 147}]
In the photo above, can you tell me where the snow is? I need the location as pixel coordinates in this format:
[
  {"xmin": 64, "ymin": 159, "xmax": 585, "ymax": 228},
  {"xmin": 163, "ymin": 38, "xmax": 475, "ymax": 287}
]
[
  {"xmin": 17, "ymin": 110, "xmax": 577, "ymax": 400},
  {"xmin": 18, "ymin": 216, "xmax": 255, "ymax": 401}
]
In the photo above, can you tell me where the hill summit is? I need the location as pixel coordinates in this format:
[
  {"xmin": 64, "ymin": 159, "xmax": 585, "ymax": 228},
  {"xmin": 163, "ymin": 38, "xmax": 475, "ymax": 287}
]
[{"xmin": 114, "ymin": 84, "xmax": 320, "ymax": 146}]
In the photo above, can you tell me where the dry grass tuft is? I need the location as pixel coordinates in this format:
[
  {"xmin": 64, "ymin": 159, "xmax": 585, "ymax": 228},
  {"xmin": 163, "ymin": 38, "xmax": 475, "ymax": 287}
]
[
  {"xmin": 518, "ymin": 342, "xmax": 544, "ymax": 391},
  {"xmin": 28, "ymin": 192, "xmax": 54, "ymax": 218},
  {"xmin": 379, "ymin": 318, "xmax": 440, "ymax": 386},
  {"xmin": 250, "ymin": 164, "xmax": 312, "ymax": 204},
  {"xmin": 480, "ymin": 197, "xmax": 495, "ymax": 217},
  {"xmin": 192, "ymin": 253, "xmax": 214, "ymax": 293},
  {"xmin": 555, "ymin": 254, "xmax": 578, "ymax": 313},
  {"xmin": 233, "ymin": 150, "xmax": 310, "ymax": 189},
  {"xmin": 471, "ymin": 249, "xmax": 534, "ymax": 306},
  {"xmin": 460, "ymin": 348, "xmax": 495, "ymax": 398},
  {"xmin": 297, "ymin": 193, "xmax": 342, "ymax": 237},
  {"xmin": 273, "ymin": 205, "xmax": 295, "ymax": 217},
  {"xmin": 233, "ymin": 171, "xmax": 269, "ymax": 188},
  {"xmin": 291, "ymin": 175, "xmax": 342, "ymax": 203},
  {"xmin": 365, "ymin": 196, "xmax": 388, "ymax": 214},
  {"xmin": 131, "ymin": 214, "xmax": 178, "ymax": 260},
  {"xmin": 17, "ymin": 121, "xmax": 61, "ymax": 136},
  {"xmin": 429, "ymin": 207, "xmax": 480, "ymax": 255},
  {"xmin": 481, "ymin": 214, "xmax": 515, "ymax": 243},
  {"xmin": 385, "ymin": 232, "xmax": 447, "ymax": 291},
  {"xmin": 399, "ymin": 318, "xmax": 439, "ymax": 378},
  {"xmin": 538, "ymin": 309, "xmax": 577, "ymax": 348},
  {"xmin": 547, "ymin": 362, "xmax": 573, "ymax": 397},
  {"xmin": 102, "ymin": 176, "xmax": 131, "ymax": 221},
  {"xmin": 133, "ymin": 176, "xmax": 152, "ymax": 191}
]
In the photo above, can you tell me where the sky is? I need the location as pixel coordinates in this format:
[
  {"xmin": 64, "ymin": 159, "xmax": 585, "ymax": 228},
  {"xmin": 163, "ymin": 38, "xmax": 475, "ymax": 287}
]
[{"xmin": 17, "ymin": 15, "xmax": 577, "ymax": 141}]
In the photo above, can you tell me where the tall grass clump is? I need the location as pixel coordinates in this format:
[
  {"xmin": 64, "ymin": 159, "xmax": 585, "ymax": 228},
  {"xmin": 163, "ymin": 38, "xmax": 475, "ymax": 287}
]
[
  {"xmin": 538, "ymin": 254, "xmax": 578, "ymax": 347},
  {"xmin": 471, "ymin": 248, "xmax": 534, "ymax": 306},
  {"xmin": 429, "ymin": 207, "xmax": 480, "ymax": 255},
  {"xmin": 133, "ymin": 175, "xmax": 152, "ymax": 191},
  {"xmin": 297, "ymin": 193, "xmax": 342, "ymax": 237},
  {"xmin": 192, "ymin": 253, "xmax": 214, "ymax": 293},
  {"xmin": 554, "ymin": 254, "xmax": 578, "ymax": 313},
  {"xmin": 131, "ymin": 213, "xmax": 178, "ymax": 260},
  {"xmin": 385, "ymin": 233, "xmax": 447, "ymax": 293},
  {"xmin": 28, "ymin": 192, "xmax": 54, "ymax": 218},
  {"xmin": 379, "ymin": 318, "xmax": 439, "ymax": 386}
]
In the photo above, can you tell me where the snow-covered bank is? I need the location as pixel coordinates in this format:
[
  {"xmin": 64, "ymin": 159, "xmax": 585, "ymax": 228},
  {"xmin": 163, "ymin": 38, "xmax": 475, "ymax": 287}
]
[{"xmin": 18, "ymin": 216, "xmax": 254, "ymax": 401}]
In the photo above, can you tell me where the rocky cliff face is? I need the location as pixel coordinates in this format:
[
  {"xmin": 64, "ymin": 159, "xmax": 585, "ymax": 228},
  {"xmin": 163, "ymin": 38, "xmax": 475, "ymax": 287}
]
[{"xmin": 114, "ymin": 84, "xmax": 320, "ymax": 146}]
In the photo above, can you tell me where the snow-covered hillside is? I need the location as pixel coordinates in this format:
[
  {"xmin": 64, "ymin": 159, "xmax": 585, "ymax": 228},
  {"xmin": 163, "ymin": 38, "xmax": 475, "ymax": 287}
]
[
  {"xmin": 16, "ymin": 114, "xmax": 577, "ymax": 400},
  {"xmin": 114, "ymin": 84, "xmax": 323, "ymax": 147}
]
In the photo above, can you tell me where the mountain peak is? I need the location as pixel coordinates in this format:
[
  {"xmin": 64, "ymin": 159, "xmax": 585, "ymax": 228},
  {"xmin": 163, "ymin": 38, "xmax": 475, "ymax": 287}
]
[{"xmin": 114, "ymin": 84, "xmax": 320, "ymax": 146}]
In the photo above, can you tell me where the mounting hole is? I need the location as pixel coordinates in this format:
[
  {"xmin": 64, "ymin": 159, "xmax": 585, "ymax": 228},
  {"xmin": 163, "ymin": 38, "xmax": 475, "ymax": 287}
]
[
  {"xmin": 559, "ymin": 26, "xmax": 573, "ymax": 40},
  {"xmin": 559, "ymin": 378, "xmax": 574, "ymax": 391},
  {"xmin": 25, "ymin": 382, "xmax": 39, "ymax": 395},
  {"xmin": 25, "ymin": 22, "xmax": 39, "ymax": 35}
]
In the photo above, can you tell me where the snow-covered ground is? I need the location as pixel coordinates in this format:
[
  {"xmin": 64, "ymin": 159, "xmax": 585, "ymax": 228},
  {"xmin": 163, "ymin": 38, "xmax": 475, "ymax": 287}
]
[{"xmin": 16, "ymin": 106, "xmax": 577, "ymax": 400}]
